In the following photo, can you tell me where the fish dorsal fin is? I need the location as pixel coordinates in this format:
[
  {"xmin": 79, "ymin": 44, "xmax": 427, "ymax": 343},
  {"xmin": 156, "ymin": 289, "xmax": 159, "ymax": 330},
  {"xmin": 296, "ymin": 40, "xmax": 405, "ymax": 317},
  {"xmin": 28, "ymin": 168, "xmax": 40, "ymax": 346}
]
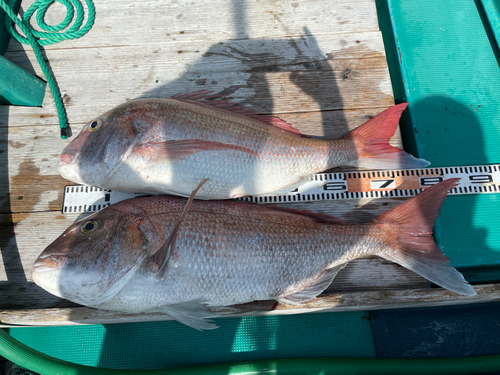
[
  {"xmin": 270, "ymin": 206, "xmax": 345, "ymax": 224},
  {"xmin": 172, "ymin": 91, "xmax": 306, "ymax": 137},
  {"xmin": 151, "ymin": 178, "xmax": 209, "ymax": 276}
]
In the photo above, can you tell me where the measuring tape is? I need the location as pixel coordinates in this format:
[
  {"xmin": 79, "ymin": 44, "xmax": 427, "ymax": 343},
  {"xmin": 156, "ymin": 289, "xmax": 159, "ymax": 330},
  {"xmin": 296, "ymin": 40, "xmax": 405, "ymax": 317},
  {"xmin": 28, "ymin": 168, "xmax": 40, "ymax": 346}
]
[{"xmin": 62, "ymin": 164, "xmax": 500, "ymax": 213}]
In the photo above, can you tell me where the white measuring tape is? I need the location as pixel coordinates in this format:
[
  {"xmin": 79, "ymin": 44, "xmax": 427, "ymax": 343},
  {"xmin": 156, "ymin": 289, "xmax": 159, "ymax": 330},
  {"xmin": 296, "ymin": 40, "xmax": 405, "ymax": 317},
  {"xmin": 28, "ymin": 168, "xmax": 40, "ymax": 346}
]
[{"xmin": 62, "ymin": 164, "xmax": 500, "ymax": 213}]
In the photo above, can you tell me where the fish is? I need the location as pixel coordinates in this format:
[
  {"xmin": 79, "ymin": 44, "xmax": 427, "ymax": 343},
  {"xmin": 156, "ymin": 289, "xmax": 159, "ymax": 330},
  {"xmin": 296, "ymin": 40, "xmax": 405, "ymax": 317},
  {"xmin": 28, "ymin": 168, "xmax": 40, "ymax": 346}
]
[
  {"xmin": 32, "ymin": 178, "xmax": 474, "ymax": 330},
  {"xmin": 58, "ymin": 93, "xmax": 429, "ymax": 199}
]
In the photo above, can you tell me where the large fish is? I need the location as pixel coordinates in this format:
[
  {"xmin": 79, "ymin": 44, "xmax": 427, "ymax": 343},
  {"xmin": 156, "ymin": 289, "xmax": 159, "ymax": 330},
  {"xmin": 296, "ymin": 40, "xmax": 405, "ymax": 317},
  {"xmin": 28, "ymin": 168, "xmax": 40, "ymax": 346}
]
[
  {"xmin": 32, "ymin": 179, "xmax": 474, "ymax": 329},
  {"xmin": 58, "ymin": 93, "xmax": 429, "ymax": 199}
]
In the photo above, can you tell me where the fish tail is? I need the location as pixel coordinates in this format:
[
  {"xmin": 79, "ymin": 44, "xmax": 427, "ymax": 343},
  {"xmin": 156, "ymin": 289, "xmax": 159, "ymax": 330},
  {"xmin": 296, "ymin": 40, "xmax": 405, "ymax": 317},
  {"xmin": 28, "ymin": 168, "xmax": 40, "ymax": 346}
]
[
  {"xmin": 373, "ymin": 178, "xmax": 476, "ymax": 295},
  {"xmin": 347, "ymin": 103, "xmax": 430, "ymax": 169}
]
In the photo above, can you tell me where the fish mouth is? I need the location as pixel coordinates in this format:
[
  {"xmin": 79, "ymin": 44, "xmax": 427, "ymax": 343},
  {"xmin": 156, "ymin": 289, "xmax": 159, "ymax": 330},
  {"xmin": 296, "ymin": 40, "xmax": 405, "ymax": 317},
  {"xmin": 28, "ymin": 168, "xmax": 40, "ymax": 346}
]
[
  {"xmin": 32, "ymin": 255, "xmax": 67, "ymax": 272},
  {"xmin": 59, "ymin": 149, "xmax": 79, "ymax": 166},
  {"xmin": 57, "ymin": 154, "xmax": 86, "ymax": 184}
]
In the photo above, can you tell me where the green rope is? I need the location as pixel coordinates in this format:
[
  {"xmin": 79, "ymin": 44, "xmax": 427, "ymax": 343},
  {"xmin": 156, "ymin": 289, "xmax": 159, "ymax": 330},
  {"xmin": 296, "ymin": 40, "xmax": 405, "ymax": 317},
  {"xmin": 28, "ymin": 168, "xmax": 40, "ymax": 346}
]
[{"xmin": 0, "ymin": 0, "xmax": 96, "ymax": 138}]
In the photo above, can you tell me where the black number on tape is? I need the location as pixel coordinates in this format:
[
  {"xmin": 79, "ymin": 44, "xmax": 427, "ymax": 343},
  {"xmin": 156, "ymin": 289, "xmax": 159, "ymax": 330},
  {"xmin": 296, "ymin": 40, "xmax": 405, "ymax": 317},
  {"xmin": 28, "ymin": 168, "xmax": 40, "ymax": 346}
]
[
  {"xmin": 323, "ymin": 182, "xmax": 347, "ymax": 191},
  {"xmin": 374, "ymin": 179, "xmax": 395, "ymax": 189},
  {"xmin": 469, "ymin": 175, "xmax": 493, "ymax": 183},
  {"xmin": 420, "ymin": 177, "xmax": 443, "ymax": 187}
]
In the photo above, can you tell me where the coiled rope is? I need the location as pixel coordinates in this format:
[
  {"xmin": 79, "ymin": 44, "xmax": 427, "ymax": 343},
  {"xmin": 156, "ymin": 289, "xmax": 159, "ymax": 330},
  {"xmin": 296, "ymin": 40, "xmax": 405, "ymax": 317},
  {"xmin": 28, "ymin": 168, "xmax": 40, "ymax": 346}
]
[{"xmin": 0, "ymin": 0, "xmax": 96, "ymax": 138}]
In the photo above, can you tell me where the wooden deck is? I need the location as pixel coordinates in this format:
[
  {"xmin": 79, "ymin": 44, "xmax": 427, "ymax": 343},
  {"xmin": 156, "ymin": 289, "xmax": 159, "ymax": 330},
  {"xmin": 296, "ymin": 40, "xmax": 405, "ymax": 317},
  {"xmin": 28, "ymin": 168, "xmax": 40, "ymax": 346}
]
[{"xmin": 1, "ymin": 0, "xmax": 497, "ymax": 327}]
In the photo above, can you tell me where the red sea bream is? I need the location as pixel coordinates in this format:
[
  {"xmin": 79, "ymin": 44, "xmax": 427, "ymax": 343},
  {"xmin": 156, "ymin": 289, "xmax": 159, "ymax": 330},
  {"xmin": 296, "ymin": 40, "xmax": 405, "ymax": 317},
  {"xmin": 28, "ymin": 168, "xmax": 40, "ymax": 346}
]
[
  {"xmin": 58, "ymin": 93, "xmax": 429, "ymax": 199},
  {"xmin": 32, "ymin": 179, "xmax": 474, "ymax": 330}
]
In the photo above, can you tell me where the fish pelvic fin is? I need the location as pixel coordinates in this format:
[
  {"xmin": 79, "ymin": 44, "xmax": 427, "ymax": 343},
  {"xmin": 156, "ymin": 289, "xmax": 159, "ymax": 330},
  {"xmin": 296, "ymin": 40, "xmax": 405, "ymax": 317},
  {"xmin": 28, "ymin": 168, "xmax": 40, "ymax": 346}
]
[
  {"xmin": 277, "ymin": 264, "xmax": 348, "ymax": 305},
  {"xmin": 373, "ymin": 178, "xmax": 475, "ymax": 296},
  {"xmin": 161, "ymin": 299, "xmax": 219, "ymax": 330},
  {"xmin": 346, "ymin": 103, "xmax": 430, "ymax": 169}
]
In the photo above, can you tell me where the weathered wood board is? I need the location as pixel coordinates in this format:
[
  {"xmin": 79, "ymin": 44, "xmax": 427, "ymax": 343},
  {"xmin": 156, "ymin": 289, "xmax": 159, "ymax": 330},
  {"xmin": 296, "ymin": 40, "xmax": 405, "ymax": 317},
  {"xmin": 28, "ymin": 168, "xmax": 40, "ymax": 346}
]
[
  {"xmin": 3, "ymin": 284, "xmax": 500, "ymax": 328},
  {"xmin": 0, "ymin": 0, "xmax": 486, "ymax": 327},
  {"xmin": 1, "ymin": 35, "xmax": 394, "ymax": 127}
]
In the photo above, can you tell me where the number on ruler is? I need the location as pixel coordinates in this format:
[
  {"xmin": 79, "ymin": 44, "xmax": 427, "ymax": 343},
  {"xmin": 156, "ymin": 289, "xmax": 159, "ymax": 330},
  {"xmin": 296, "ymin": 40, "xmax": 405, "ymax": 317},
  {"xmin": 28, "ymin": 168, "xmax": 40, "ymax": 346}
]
[
  {"xmin": 420, "ymin": 177, "xmax": 443, "ymax": 187},
  {"xmin": 323, "ymin": 182, "xmax": 347, "ymax": 191},
  {"xmin": 469, "ymin": 175, "xmax": 493, "ymax": 183},
  {"xmin": 370, "ymin": 179, "xmax": 396, "ymax": 190}
]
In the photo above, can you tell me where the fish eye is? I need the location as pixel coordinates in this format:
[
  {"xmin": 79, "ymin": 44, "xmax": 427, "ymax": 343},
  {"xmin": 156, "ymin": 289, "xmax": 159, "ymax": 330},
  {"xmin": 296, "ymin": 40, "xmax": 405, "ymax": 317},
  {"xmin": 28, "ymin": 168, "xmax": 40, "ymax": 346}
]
[
  {"xmin": 88, "ymin": 119, "xmax": 102, "ymax": 132},
  {"xmin": 81, "ymin": 220, "xmax": 98, "ymax": 233}
]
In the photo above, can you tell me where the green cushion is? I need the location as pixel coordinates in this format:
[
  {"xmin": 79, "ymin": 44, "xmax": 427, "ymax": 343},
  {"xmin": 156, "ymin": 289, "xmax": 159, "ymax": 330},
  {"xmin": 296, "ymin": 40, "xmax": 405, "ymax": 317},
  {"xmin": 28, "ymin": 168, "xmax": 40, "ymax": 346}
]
[{"xmin": 382, "ymin": 0, "xmax": 500, "ymax": 269}]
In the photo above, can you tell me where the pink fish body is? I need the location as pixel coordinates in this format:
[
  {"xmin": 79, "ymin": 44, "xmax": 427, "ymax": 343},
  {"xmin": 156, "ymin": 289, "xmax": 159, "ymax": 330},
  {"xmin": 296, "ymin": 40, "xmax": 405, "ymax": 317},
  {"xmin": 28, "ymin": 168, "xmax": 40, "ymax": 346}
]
[
  {"xmin": 58, "ymin": 94, "xmax": 429, "ymax": 199},
  {"xmin": 32, "ymin": 179, "xmax": 474, "ymax": 329}
]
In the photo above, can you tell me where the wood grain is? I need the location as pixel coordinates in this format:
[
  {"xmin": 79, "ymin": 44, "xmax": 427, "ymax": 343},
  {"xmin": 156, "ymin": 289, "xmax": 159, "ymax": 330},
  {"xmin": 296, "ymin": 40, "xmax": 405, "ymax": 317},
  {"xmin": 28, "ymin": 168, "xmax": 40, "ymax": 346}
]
[
  {"xmin": 2, "ymin": 33, "xmax": 391, "ymax": 128},
  {"xmin": 1, "ymin": 283, "xmax": 496, "ymax": 328},
  {"xmin": 6, "ymin": 0, "xmax": 380, "ymax": 52}
]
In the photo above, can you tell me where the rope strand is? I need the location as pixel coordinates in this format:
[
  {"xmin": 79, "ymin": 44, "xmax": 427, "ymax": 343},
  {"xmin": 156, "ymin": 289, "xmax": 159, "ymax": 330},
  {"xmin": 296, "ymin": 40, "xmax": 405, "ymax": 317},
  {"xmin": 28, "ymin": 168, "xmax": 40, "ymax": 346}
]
[{"xmin": 0, "ymin": 0, "xmax": 96, "ymax": 138}]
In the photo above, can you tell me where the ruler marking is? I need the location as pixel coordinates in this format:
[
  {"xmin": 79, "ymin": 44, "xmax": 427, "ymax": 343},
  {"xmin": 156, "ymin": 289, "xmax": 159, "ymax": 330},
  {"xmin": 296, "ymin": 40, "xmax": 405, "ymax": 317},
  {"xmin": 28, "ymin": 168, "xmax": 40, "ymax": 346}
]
[{"xmin": 62, "ymin": 164, "xmax": 500, "ymax": 213}]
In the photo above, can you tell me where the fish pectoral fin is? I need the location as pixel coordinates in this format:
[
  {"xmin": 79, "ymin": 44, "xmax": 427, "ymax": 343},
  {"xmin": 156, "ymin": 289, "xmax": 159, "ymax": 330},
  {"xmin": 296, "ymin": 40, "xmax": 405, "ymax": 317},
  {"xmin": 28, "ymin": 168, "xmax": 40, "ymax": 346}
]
[
  {"xmin": 150, "ymin": 179, "xmax": 209, "ymax": 276},
  {"xmin": 162, "ymin": 300, "xmax": 219, "ymax": 330},
  {"xmin": 277, "ymin": 264, "xmax": 347, "ymax": 305},
  {"xmin": 135, "ymin": 139, "xmax": 258, "ymax": 163}
]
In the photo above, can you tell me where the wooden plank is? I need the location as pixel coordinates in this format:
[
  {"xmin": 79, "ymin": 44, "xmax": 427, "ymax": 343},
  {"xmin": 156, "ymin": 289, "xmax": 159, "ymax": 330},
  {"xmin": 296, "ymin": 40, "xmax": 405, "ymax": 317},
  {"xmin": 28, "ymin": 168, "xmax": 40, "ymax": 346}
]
[
  {"xmin": 6, "ymin": 0, "xmax": 380, "ymax": 52},
  {"xmin": 2, "ymin": 283, "xmax": 497, "ymax": 328},
  {"xmin": 2, "ymin": 32, "xmax": 391, "ymax": 128},
  {"xmin": 0, "ymin": 212, "xmax": 79, "ymax": 311},
  {"xmin": 0, "ymin": 125, "xmax": 69, "ymax": 214}
]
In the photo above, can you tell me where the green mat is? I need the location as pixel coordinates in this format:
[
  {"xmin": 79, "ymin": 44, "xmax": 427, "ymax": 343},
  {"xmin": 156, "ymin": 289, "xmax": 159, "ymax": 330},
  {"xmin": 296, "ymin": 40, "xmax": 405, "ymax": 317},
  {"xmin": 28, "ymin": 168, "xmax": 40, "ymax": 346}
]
[
  {"xmin": 381, "ymin": 0, "xmax": 500, "ymax": 269},
  {"xmin": 7, "ymin": 313, "xmax": 375, "ymax": 370}
]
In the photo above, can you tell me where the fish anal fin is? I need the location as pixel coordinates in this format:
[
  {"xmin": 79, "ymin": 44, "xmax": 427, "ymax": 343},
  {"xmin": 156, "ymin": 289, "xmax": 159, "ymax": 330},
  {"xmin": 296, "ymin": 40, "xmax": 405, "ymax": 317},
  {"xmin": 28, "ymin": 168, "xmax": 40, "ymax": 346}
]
[
  {"xmin": 161, "ymin": 299, "xmax": 219, "ymax": 330},
  {"xmin": 134, "ymin": 139, "xmax": 258, "ymax": 163},
  {"xmin": 172, "ymin": 91, "xmax": 306, "ymax": 137},
  {"xmin": 277, "ymin": 264, "xmax": 347, "ymax": 305}
]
